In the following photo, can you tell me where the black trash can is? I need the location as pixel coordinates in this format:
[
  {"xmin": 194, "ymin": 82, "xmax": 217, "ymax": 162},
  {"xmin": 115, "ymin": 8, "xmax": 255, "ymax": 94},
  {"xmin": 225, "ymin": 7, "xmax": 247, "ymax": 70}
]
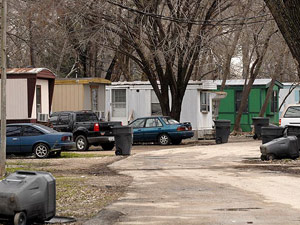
[
  {"xmin": 113, "ymin": 126, "xmax": 133, "ymax": 155},
  {"xmin": 286, "ymin": 125, "xmax": 300, "ymax": 148},
  {"xmin": 261, "ymin": 126, "xmax": 284, "ymax": 144},
  {"xmin": 252, "ymin": 117, "xmax": 269, "ymax": 139},
  {"xmin": 0, "ymin": 171, "xmax": 56, "ymax": 225},
  {"xmin": 214, "ymin": 120, "xmax": 231, "ymax": 144},
  {"xmin": 260, "ymin": 136, "xmax": 299, "ymax": 160}
]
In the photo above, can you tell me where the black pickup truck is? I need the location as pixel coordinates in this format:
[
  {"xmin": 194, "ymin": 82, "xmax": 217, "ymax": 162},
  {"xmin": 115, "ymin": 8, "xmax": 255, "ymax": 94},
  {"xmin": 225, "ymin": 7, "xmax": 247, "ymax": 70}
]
[{"xmin": 49, "ymin": 111, "xmax": 121, "ymax": 151}]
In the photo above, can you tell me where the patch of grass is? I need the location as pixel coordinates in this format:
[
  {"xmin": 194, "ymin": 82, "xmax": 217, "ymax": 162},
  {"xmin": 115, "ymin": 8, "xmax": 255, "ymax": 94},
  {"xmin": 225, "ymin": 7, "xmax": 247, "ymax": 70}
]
[
  {"xmin": 60, "ymin": 152, "xmax": 113, "ymax": 158},
  {"xmin": 5, "ymin": 161, "xmax": 51, "ymax": 175}
]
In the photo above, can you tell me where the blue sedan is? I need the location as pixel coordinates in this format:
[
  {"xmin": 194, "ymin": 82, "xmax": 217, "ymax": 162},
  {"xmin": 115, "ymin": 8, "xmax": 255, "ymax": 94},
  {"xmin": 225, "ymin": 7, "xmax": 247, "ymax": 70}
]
[
  {"xmin": 4, "ymin": 123, "xmax": 75, "ymax": 158},
  {"xmin": 128, "ymin": 116, "xmax": 194, "ymax": 145}
]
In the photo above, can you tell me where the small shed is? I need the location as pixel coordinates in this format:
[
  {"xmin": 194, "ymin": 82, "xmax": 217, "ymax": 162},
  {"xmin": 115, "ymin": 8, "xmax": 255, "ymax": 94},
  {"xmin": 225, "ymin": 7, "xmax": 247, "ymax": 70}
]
[
  {"xmin": 212, "ymin": 79, "xmax": 283, "ymax": 131},
  {"xmin": 52, "ymin": 78, "xmax": 111, "ymax": 118},
  {"xmin": 278, "ymin": 83, "xmax": 300, "ymax": 115},
  {"xmin": 105, "ymin": 81, "xmax": 218, "ymax": 139},
  {"xmin": 0, "ymin": 68, "xmax": 56, "ymax": 123}
]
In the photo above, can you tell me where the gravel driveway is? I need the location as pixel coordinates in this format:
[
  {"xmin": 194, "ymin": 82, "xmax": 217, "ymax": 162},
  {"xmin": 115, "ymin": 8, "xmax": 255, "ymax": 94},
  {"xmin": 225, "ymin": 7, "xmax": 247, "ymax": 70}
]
[{"xmin": 85, "ymin": 138, "xmax": 300, "ymax": 225}]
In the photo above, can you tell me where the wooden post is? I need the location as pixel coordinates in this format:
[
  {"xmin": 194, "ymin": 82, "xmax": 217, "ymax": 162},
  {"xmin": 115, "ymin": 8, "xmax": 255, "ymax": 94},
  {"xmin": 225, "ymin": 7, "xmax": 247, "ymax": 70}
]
[{"xmin": 0, "ymin": 0, "xmax": 7, "ymax": 178}]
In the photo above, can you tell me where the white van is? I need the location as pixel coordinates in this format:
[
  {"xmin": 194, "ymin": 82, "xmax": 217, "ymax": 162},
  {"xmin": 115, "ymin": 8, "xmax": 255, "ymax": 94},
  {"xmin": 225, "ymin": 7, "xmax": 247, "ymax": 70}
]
[{"xmin": 279, "ymin": 104, "xmax": 300, "ymax": 127}]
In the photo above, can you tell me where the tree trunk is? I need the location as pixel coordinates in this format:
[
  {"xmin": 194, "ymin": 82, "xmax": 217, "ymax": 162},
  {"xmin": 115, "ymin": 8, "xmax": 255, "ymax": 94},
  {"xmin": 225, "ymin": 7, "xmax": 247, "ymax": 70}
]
[
  {"xmin": 233, "ymin": 28, "xmax": 276, "ymax": 133},
  {"xmin": 265, "ymin": 0, "xmax": 300, "ymax": 75},
  {"xmin": 258, "ymin": 78, "xmax": 276, "ymax": 117}
]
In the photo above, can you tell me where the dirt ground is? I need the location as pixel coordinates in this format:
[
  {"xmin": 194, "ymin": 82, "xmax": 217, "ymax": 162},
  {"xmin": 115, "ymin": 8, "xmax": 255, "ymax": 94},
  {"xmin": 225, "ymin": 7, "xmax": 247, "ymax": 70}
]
[{"xmin": 2, "ymin": 135, "xmax": 300, "ymax": 224}]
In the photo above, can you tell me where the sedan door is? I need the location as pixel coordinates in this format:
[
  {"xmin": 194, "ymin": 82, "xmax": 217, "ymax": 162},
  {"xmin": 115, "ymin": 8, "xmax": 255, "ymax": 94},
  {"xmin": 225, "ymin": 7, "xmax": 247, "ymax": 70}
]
[
  {"xmin": 6, "ymin": 126, "xmax": 22, "ymax": 153},
  {"xmin": 19, "ymin": 125, "xmax": 45, "ymax": 153},
  {"xmin": 129, "ymin": 118, "xmax": 146, "ymax": 142},
  {"xmin": 142, "ymin": 118, "xmax": 164, "ymax": 142}
]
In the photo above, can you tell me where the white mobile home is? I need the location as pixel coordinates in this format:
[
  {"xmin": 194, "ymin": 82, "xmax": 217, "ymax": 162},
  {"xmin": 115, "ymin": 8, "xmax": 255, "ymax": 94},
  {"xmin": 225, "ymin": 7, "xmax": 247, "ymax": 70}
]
[
  {"xmin": 279, "ymin": 83, "xmax": 300, "ymax": 115},
  {"xmin": 105, "ymin": 81, "xmax": 218, "ymax": 139}
]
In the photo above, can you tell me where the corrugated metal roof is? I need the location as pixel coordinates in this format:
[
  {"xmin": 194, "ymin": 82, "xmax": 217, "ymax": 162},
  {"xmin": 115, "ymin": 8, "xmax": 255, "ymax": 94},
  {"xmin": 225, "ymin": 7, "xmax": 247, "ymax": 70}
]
[
  {"xmin": 211, "ymin": 79, "xmax": 273, "ymax": 86},
  {"xmin": 7, "ymin": 68, "xmax": 52, "ymax": 74},
  {"xmin": 55, "ymin": 78, "xmax": 111, "ymax": 85}
]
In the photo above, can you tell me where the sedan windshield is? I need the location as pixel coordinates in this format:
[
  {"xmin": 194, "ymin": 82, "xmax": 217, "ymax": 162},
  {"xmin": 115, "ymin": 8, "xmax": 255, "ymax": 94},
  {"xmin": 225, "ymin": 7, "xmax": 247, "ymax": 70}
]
[
  {"xmin": 161, "ymin": 117, "xmax": 180, "ymax": 125},
  {"xmin": 34, "ymin": 124, "xmax": 57, "ymax": 133}
]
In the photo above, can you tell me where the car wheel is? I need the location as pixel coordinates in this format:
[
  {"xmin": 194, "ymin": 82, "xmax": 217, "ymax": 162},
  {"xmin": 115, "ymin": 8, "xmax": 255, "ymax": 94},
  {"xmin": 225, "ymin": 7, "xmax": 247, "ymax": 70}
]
[
  {"xmin": 101, "ymin": 143, "xmax": 115, "ymax": 150},
  {"xmin": 34, "ymin": 143, "xmax": 50, "ymax": 159},
  {"xmin": 172, "ymin": 139, "xmax": 182, "ymax": 145},
  {"xmin": 158, "ymin": 134, "xmax": 170, "ymax": 145},
  {"xmin": 75, "ymin": 135, "xmax": 89, "ymax": 151},
  {"xmin": 14, "ymin": 212, "xmax": 26, "ymax": 225}
]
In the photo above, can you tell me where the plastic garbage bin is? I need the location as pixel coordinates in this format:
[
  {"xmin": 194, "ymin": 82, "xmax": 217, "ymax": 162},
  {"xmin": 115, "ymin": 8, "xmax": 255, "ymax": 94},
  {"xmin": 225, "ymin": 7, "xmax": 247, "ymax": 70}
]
[
  {"xmin": 260, "ymin": 136, "xmax": 299, "ymax": 161},
  {"xmin": 261, "ymin": 126, "xmax": 284, "ymax": 144},
  {"xmin": 252, "ymin": 117, "xmax": 269, "ymax": 139},
  {"xmin": 113, "ymin": 126, "xmax": 133, "ymax": 155},
  {"xmin": 214, "ymin": 120, "xmax": 231, "ymax": 144},
  {"xmin": 0, "ymin": 171, "xmax": 56, "ymax": 225}
]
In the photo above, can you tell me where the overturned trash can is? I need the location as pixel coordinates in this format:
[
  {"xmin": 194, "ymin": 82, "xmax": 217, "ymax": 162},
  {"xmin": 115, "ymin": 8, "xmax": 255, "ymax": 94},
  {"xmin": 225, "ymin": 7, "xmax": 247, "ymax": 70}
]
[
  {"xmin": 286, "ymin": 125, "xmax": 300, "ymax": 148},
  {"xmin": 252, "ymin": 117, "xmax": 269, "ymax": 140},
  {"xmin": 261, "ymin": 126, "xmax": 284, "ymax": 144},
  {"xmin": 0, "ymin": 171, "xmax": 56, "ymax": 225},
  {"xmin": 113, "ymin": 126, "xmax": 133, "ymax": 155},
  {"xmin": 260, "ymin": 136, "xmax": 299, "ymax": 161},
  {"xmin": 214, "ymin": 120, "xmax": 231, "ymax": 144}
]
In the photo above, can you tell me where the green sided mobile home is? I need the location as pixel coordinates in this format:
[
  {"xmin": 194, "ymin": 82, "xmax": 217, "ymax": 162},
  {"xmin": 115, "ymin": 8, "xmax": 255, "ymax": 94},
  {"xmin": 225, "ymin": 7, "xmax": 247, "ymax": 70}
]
[{"xmin": 212, "ymin": 79, "xmax": 283, "ymax": 132}]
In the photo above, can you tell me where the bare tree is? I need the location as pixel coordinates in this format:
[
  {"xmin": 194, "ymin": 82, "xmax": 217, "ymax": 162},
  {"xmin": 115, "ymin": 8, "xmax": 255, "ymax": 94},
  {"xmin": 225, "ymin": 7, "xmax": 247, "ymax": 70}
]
[
  {"xmin": 233, "ymin": 24, "xmax": 277, "ymax": 133},
  {"xmin": 101, "ymin": 0, "xmax": 235, "ymax": 120},
  {"xmin": 264, "ymin": 0, "xmax": 300, "ymax": 76}
]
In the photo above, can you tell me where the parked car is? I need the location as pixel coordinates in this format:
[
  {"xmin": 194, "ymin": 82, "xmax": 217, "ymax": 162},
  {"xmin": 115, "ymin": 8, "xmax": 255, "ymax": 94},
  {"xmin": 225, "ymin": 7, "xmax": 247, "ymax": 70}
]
[
  {"xmin": 4, "ymin": 123, "xmax": 74, "ymax": 158},
  {"xmin": 50, "ymin": 111, "xmax": 121, "ymax": 151},
  {"xmin": 128, "ymin": 116, "xmax": 194, "ymax": 145},
  {"xmin": 279, "ymin": 104, "xmax": 300, "ymax": 127}
]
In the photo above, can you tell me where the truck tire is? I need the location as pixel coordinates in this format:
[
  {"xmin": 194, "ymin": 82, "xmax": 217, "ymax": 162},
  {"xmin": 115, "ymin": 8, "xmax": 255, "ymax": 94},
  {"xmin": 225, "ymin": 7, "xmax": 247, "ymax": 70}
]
[
  {"xmin": 75, "ymin": 135, "xmax": 89, "ymax": 151},
  {"xmin": 101, "ymin": 143, "xmax": 115, "ymax": 150}
]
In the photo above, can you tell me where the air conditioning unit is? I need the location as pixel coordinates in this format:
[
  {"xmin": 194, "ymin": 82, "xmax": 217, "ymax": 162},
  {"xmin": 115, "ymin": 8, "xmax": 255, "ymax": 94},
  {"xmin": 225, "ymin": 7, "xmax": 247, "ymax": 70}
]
[
  {"xmin": 94, "ymin": 111, "xmax": 105, "ymax": 120},
  {"xmin": 37, "ymin": 113, "xmax": 49, "ymax": 122}
]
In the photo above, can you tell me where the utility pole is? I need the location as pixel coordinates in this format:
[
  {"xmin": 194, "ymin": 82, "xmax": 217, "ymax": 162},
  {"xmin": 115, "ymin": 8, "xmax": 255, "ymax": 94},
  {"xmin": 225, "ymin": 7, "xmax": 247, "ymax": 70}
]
[{"xmin": 0, "ymin": 0, "xmax": 7, "ymax": 178}]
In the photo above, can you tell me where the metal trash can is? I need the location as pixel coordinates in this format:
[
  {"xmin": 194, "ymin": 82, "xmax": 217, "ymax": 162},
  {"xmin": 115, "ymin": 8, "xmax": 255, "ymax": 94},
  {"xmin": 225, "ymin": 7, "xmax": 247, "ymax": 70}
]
[
  {"xmin": 261, "ymin": 126, "xmax": 284, "ymax": 144},
  {"xmin": 260, "ymin": 136, "xmax": 299, "ymax": 161},
  {"xmin": 252, "ymin": 117, "xmax": 269, "ymax": 139},
  {"xmin": 214, "ymin": 120, "xmax": 231, "ymax": 144},
  {"xmin": 0, "ymin": 171, "xmax": 56, "ymax": 225},
  {"xmin": 112, "ymin": 126, "xmax": 133, "ymax": 155}
]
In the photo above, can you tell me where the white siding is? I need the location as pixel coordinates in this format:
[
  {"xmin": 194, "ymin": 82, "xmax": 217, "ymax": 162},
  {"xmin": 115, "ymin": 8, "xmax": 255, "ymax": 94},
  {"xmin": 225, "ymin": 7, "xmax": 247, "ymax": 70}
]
[
  {"xmin": 32, "ymin": 79, "xmax": 49, "ymax": 119},
  {"xmin": 279, "ymin": 85, "xmax": 300, "ymax": 116},
  {"xmin": 0, "ymin": 79, "xmax": 28, "ymax": 119},
  {"xmin": 106, "ymin": 82, "xmax": 217, "ymax": 138}
]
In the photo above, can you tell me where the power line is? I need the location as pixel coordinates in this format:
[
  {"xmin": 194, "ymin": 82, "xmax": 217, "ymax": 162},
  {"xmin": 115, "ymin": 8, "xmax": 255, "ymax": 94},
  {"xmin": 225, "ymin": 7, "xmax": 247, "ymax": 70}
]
[{"xmin": 107, "ymin": 1, "xmax": 274, "ymax": 26}]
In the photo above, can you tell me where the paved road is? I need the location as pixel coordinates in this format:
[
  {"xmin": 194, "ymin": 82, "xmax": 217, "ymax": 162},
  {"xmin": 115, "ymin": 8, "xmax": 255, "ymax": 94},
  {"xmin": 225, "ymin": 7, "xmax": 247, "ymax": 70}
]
[{"xmin": 86, "ymin": 140, "xmax": 300, "ymax": 225}]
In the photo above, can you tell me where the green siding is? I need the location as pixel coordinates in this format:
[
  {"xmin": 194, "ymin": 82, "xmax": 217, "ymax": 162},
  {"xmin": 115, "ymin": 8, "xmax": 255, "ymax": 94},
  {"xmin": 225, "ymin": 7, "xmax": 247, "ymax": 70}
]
[
  {"xmin": 217, "ymin": 82, "xmax": 281, "ymax": 132},
  {"xmin": 249, "ymin": 89, "xmax": 261, "ymax": 112}
]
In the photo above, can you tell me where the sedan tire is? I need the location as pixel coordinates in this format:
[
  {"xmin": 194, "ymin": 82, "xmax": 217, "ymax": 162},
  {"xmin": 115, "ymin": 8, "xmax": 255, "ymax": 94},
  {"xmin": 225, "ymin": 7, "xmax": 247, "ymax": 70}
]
[
  {"xmin": 158, "ymin": 133, "xmax": 170, "ymax": 145},
  {"xmin": 34, "ymin": 143, "xmax": 50, "ymax": 159}
]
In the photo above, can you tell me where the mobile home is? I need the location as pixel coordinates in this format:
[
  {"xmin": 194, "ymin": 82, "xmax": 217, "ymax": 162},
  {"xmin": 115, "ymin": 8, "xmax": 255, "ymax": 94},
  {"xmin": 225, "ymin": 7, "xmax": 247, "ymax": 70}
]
[{"xmin": 106, "ymin": 81, "xmax": 218, "ymax": 139}]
